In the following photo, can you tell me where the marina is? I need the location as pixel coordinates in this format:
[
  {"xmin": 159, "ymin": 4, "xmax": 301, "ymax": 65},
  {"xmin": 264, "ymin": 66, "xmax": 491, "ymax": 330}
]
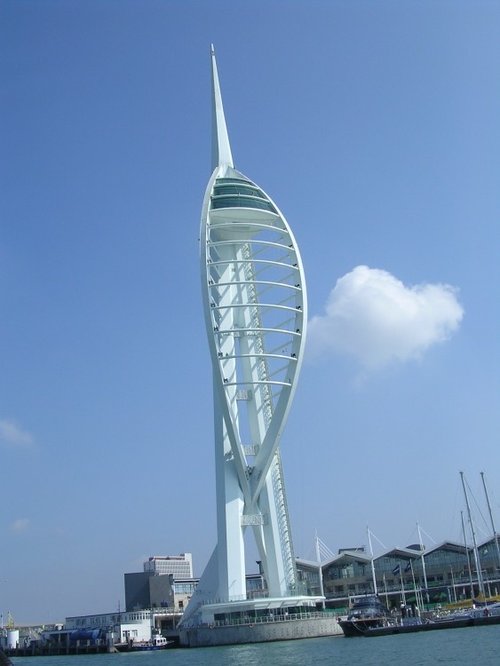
[
  {"xmin": 338, "ymin": 595, "xmax": 500, "ymax": 638},
  {"xmin": 4, "ymin": 626, "xmax": 500, "ymax": 666}
]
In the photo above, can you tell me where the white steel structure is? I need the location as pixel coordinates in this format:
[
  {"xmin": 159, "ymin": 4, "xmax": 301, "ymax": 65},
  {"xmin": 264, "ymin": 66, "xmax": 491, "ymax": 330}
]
[{"xmin": 181, "ymin": 47, "xmax": 314, "ymax": 628}]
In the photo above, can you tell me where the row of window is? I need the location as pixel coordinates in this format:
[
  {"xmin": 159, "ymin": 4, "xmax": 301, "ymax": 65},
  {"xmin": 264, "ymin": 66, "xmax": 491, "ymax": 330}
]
[
  {"xmin": 69, "ymin": 612, "xmax": 150, "ymax": 628},
  {"xmin": 323, "ymin": 550, "xmax": 497, "ymax": 579},
  {"xmin": 172, "ymin": 583, "xmax": 197, "ymax": 594},
  {"xmin": 211, "ymin": 195, "xmax": 276, "ymax": 213},
  {"xmin": 147, "ymin": 565, "xmax": 192, "ymax": 573}
]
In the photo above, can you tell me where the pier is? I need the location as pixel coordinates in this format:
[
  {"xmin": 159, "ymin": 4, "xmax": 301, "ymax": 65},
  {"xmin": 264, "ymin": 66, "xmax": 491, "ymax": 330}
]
[{"xmin": 3, "ymin": 641, "xmax": 114, "ymax": 658}]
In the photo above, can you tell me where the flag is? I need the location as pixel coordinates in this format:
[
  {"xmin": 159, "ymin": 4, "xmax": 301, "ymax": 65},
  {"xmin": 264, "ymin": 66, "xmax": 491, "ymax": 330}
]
[
  {"xmin": 392, "ymin": 564, "xmax": 401, "ymax": 576},
  {"xmin": 405, "ymin": 560, "xmax": 412, "ymax": 573}
]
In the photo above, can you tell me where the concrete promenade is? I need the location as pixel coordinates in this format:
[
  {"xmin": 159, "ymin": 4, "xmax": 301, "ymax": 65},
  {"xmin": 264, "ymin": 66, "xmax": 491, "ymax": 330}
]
[{"xmin": 180, "ymin": 612, "xmax": 343, "ymax": 647}]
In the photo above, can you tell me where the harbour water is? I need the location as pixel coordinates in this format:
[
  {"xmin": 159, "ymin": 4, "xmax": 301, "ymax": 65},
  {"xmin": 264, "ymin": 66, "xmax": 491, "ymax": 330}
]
[{"xmin": 8, "ymin": 624, "xmax": 500, "ymax": 666}]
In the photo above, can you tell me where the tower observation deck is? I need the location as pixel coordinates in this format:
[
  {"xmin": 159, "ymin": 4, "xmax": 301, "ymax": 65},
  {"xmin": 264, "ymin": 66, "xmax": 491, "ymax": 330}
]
[{"xmin": 178, "ymin": 48, "xmax": 334, "ymax": 646}]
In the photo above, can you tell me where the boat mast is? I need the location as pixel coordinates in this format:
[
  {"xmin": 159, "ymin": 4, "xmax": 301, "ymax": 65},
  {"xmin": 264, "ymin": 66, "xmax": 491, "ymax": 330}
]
[
  {"xmin": 417, "ymin": 523, "xmax": 429, "ymax": 605},
  {"xmin": 407, "ymin": 559, "xmax": 420, "ymax": 609},
  {"xmin": 460, "ymin": 471, "xmax": 485, "ymax": 597},
  {"xmin": 450, "ymin": 566, "xmax": 457, "ymax": 603},
  {"xmin": 367, "ymin": 528, "xmax": 378, "ymax": 595},
  {"xmin": 315, "ymin": 531, "xmax": 326, "ymax": 609},
  {"xmin": 461, "ymin": 510, "xmax": 475, "ymax": 598},
  {"xmin": 480, "ymin": 471, "xmax": 500, "ymax": 574},
  {"xmin": 382, "ymin": 573, "xmax": 389, "ymax": 607}
]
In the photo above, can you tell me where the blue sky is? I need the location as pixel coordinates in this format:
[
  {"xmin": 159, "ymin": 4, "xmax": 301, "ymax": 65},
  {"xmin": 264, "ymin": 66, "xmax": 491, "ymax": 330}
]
[{"xmin": 1, "ymin": 0, "xmax": 499, "ymax": 624}]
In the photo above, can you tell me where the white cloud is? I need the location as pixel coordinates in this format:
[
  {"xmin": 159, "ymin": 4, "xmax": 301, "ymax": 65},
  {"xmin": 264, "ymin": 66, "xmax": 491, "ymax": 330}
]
[
  {"xmin": 308, "ymin": 265, "xmax": 464, "ymax": 369},
  {"xmin": 10, "ymin": 518, "xmax": 30, "ymax": 533},
  {"xmin": 0, "ymin": 419, "xmax": 34, "ymax": 448}
]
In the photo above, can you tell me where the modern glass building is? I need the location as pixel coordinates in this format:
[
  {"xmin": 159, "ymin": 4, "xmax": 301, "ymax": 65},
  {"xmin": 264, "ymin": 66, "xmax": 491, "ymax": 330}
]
[{"xmin": 296, "ymin": 536, "xmax": 500, "ymax": 610}]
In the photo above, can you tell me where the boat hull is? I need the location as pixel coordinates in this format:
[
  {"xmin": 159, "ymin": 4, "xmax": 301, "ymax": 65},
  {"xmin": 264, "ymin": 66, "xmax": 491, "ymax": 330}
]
[
  {"xmin": 339, "ymin": 618, "xmax": 396, "ymax": 637},
  {"xmin": 340, "ymin": 613, "xmax": 500, "ymax": 637}
]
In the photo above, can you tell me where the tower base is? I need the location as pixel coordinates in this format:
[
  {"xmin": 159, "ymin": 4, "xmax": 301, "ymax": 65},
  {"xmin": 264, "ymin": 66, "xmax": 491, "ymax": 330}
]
[{"xmin": 178, "ymin": 597, "xmax": 343, "ymax": 647}]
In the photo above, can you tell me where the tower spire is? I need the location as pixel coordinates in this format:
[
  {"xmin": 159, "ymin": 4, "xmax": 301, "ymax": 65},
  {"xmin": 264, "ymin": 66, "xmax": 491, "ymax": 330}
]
[{"xmin": 211, "ymin": 45, "xmax": 234, "ymax": 170}]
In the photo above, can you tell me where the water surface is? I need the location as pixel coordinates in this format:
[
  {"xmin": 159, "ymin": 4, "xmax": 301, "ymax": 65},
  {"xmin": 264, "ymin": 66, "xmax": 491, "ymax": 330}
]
[{"xmin": 10, "ymin": 624, "xmax": 500, "ymax": 666}]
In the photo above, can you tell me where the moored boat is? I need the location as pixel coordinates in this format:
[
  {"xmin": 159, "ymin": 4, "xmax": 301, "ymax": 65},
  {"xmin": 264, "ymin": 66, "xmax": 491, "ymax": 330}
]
[
  {"xmin": 339, "ymin": 598, "xmax": 500, "ymax": 637},
  {"xmin": 115, "ymin": 635, "xmax": 172, "ymax": 651},
  {"xmin": 338, "ymin": 595, "xmax": 397, "ymax": 637}
]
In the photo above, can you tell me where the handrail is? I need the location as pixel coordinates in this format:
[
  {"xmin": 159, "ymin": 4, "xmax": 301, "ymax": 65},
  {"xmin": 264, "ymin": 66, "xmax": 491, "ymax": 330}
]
[{"xmin": 204, "ymin": 610, "xmax": 339, "ymax": 630}]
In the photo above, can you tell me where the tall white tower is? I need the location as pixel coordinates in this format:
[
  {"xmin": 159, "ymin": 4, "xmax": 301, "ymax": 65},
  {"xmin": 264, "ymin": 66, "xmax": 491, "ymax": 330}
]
[{"xmin": 181, "ymin": 47, "xmax": 318, "ymax": 631}]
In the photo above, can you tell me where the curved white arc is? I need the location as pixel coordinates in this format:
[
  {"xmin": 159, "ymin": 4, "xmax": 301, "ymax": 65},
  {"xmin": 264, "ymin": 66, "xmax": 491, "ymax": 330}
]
[
  {"xmin": 212, "ymin": 302, "xmax": 301, "ymax": 314},
  {"xmin": 250, "ymin": 386, "xmax": 292, "ymax": 505},
  {"xmin": 214, "ymin": 382, "xmax": 252, "ymax": 502},
  {"xmin": 209, "ymin": 239, "xmax": 297, "ymax": 252},
  {"xmin": 258, "ymin": 183, "xmax": 308, "ymax": 343},
  {"xmin": 216, "ymin": 352, "xmax": 298, "ymax": 362},
  {"xmin": 200, "ymin": 168, "xmax": 249, "ymax": 496},
  {"xmin": 207, "ymin": 258, "xmax": 300, "ymax": 272},
  {"xmin": 211, "ymin": 46, "xmax": 234, "ymax": 170},
  {"xmin": 213, "ymin": 327, "xmax": 302, "ymax": 337},
  {"xmin": 246, "ymin": 190, "xmax": 307, "ymax": 502},
  {"xmin": 202, "ymin": 164, "xmax": 307, "ymax": 452},
  {"xmin": 210, "ymin": 280, "xmax": 301, "ymax": 293}
]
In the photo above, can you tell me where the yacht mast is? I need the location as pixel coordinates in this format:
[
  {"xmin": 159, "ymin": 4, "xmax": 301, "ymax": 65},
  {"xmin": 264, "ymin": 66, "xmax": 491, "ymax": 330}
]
[
  {"xmin": 315, "ymin": 531, "xmax": 326, "ymax": 609},
  {"xmin": 480, "ymin": 471, "xmax": 500, "ymax": 573},
  {"xmin": 417, "ymin": 523, "xmax": 429, "ymax": 604},
  {"xmin": 460, "ymin": 471, "xmax": 485, "ymax": 597},
  {"xmin": 367, "ymin": 528, "xmax": 378, "ymax": 595},
  {"xmin": 461, "ymin": 510, "xmax": 475, "ymax": 598}
]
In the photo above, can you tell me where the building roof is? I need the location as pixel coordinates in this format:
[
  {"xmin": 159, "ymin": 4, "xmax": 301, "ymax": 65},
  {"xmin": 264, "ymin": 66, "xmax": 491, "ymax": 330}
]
[
  {"xmin": 478, "ymin": 535, "xmax": 500, "ymax": 550},
  {"xmin": 323, "ymin": 551, "xmax": 372, "ymax": 568},
  {"xmin": 295, "ymin": 557, "xmax": 320, "ymax": 570},
  {"xmin": 424, "ymin": 541, "xmax": 468, "ymax": 556},
  {"xmin": 375, "ymin": 546, "xmax": 421, "ymax": 561}
]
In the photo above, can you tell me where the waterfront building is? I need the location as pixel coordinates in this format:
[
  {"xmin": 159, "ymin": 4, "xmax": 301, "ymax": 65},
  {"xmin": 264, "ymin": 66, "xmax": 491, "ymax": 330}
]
[
  {"xmin": 295, "ymin": 537, "xmax": 500, "ymax": 609},
  {"xmin": 320, "ymin": 548, "xmax": 373, "ymax": 600},
  {"xmin": 178, "ymin": 47, "xmax": 336, "ymax": 646},
  {"xmin": 66, "ymin": 609, "xmax": 151, "ymax": 643},
  {"xmin": 295, "ymin": 558, "xmax": 324, "ymax": 597},
  {"xmin": 65, "ymin": 609, "xmax": 175, "ymax": 644}
]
